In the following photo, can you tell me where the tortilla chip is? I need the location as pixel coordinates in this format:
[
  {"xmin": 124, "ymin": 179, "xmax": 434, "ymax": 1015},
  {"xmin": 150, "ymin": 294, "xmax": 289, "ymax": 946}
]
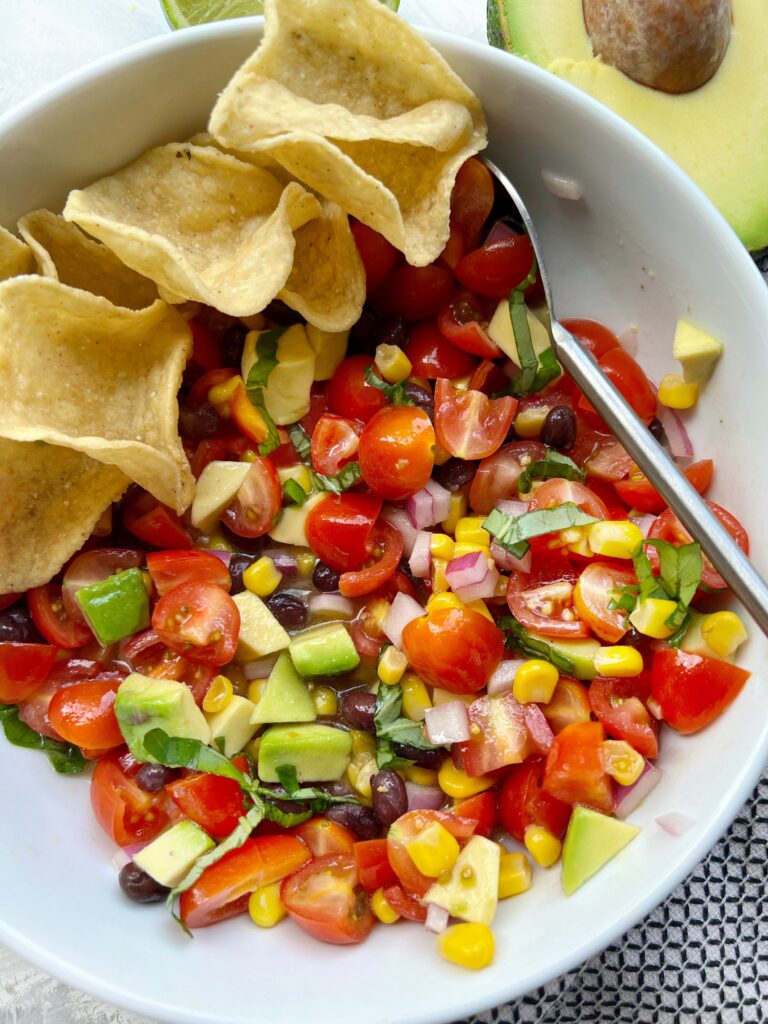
[
  {"xmin": 0, "ymin": 225, "xmax": 34, "ymax": 281},
  {"xmin": 0, "ymin": 440, "xmax": 129, "ymax": 594},
  {"xmin": 63, "ymin": 143, "xmax": 322, "ymax": 317},
  {"xmin": 209, "ymin": 0, "xmax": 487, "ymax": 266},
  {"xmin": 18, "ymin": 209, "xmax": 158, "ymax": 309},
  {"xmin": 0, "ymin": 277, "xmax": 194, "ymax": 513}
]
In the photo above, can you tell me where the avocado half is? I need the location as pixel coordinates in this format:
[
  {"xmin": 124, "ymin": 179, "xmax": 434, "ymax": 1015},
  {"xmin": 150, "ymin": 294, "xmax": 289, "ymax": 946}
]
[{"xmin": 488, "ymin": 0, "xmax": 768, "ymax": 251}]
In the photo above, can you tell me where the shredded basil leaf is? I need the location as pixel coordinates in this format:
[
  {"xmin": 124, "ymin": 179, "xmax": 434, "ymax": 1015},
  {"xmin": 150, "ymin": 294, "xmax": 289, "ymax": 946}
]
[
  {"xmin": 244, "ymin": 327, "xmax": 285, "ymax": 456},
  {"xmin": 276, "ymin": 764, "xmax": 300, "ymax": 795},
  {"xmin": 282, "ymin": 478, "xmax": 308, "ymax": 507},
  {"xmin": 484, "ymin": 503, "xmax": 600, "ymax": 559},
  {"xmin": 0, "ymin": 703, "xmax": 88, "ymax": 774},
  {"xmin": 286, "ymin": 424, "xmax": 361, "ymax": 494},
  {"xmin": 507, "ymin": 289, "xmax": 537, "ymax": 394},
  {"xmin": 498, "ymin": 617, "xmax": 576, "ymax": 675},
  {"xmin": 262, "ymin": 802, "xmax": 313, "ymax": 828},
  {"xmin": 627, "ymin": 538, "xmax": 703, "ymax": 630},
  {"xmin": 373, "ymin": 683, "xmax": 442, "ymax": 770},
  {"xmin": 517, "ymin": 449, "xmax": 586, "ymax": 495},
  {"xmin": 529, "ymin": 346, "xmax": 563, "ymax": 393},
  {"xmin": 143, "ymin": 729, "xmax": 249, "ymax": 786},
  {"xmin": 364, "ymin": 365, "xmax": 413, "ymax": 406}
]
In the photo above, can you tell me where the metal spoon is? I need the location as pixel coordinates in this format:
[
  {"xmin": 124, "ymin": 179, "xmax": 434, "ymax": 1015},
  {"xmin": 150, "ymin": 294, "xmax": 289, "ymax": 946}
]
[{"xmin": 484, "ymin": 157, "xmax": 768, "ymax": 635}]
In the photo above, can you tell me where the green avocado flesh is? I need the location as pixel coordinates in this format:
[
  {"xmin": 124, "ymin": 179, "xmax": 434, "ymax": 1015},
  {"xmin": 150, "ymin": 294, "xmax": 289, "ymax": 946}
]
[
  {"xmin": 114, "ymin": 674, "xmax": 210, "ymax": 763},
  {"xmin": 258, "ymin": 723, "xmax": 352, "ymax": 783},
  {"xmin": 289, "ymin": 622, "xmax": 360, "ymax": 677},
  {"xmin": 75, "ymin": 567, "xmax": 150, "ymax": 645},
  {"xmin": 561, "ymin": 805, "xmax": 640, "ymax": 895},
  {"xmin": 488, "ymin": 0, "xmax": 768, "ymax": 250},
  {"xmin": 250, "ymin": 652, "xmax": 317, "ymax": 725}
]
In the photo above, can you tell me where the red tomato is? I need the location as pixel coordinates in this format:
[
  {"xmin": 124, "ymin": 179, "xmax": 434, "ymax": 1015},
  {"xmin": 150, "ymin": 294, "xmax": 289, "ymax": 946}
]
[
  {"xmin": 614, "ymin": 460, "xmax": 714, "ymax": 515},
  {"xmin": 458, "ymin": 690, "xmax": 553, "ymax": 777},
  {"xmin": 188, "ymin": 319, "xmax": 220, "ymax": 373},
  {"xmin": 438, "ymin": 222, "xmax": 467, "ymax": 270},
  {"xmin": 0, "ymin": 594, "xmax": 21, "ymax": 613},
  {"xmin": 121, "ymin": 632, "xmax": 216, "ymax": 706},
  {"xmin": 188, "ymin": 367, "xmax": 237, "ymax": 408},
  {"xmin": 455, "ymin": 234, "xmax": 535, "ymax": 298},
  {"xmin": 28, "ymin": 583, "xmax": 93, "ymax": 649},
  {"xmin": 590, "ymin": 675, "xmax": 659, "ymax": 759},
  {"xmin": 582, "ymin": 439, "xmax": 635, "ymax": 484},
  {"xmin": 561, "ymin": 318, "xmax": 620, "ymax": 360},
  {"xmin": 528, "ymin": 478, "xmax": 610, "ymax": 520},
  {"xmin": 542, "ymin": 721, "xmax": 615, "ymax": 814},
  {"xmin": 572, "ymin": 562, "xmax": 636, "ymax": 643},
  {"xmin": 358, "ymin": 406, "xmax": 435, "ymax": 500},
  {"xmin": 468, "ymin": 440, "xmax": 546, "ymax": 514},
  {"xmin": 499, "ymin": 758, "xmax": 572, "ymax": 842},
  {"xmin": 450, "ymin": 158, "xmax": 495, "ymax": 246},
  {"xmin": 298, "ymin": 389, "xmax": 329, "ymax": 438},
  {"xmin": 540, "ymin": 677, "xmax": 592, "ymax": 733},
  {"xmin": 387, "ymin": 809, "xmax": 476, "ymax": 896},
  {"xmin": 402, "ymin": 607, "xmax": 504, "ymax": 695},
  {"xmin": 437, "ymin": 289, "xmax": 500, "ymax": 358},
  {"xmin": 62, "ymin": 548, "xmax": 144, "ymax": 625},
  {"xmin": 18, "ymin": 656, "xmax": 124, "ymax": 740},
  {"xmin": 651, "ymin": 648, "xmax": 750, "ymax": 735},
  {"xmin": 305, "ymin": 493, "xmax": 382, "ymax": 573},
  {"xmin": 404, "ymin": 321, "xmax": 477, "ymax": 379},
  {"xmin": 506, "ymin": 578, "xmax": 589, "ymax": 638},
  {"xmin": 146, "ymin": 550, "xmax": 232, "ymax": 596},
  {"xmin": 434, "ymin": 378, "xmax": 517, "ymax": 461},
  {"xmin": 91, "ymin": 749, "xmax": 173, "ymax": 847},
  {"xmin": 167, "ymin": 772, "xmax": 246, "ymax": 839},
  {"xmin": 311, "ymin": 414, "xmax": 362, "ymax": 476},
  {"xmin": 292, "ymin": 817, "xmax": 357, "ymax": 857},
  {"xmin": 0, "ymin": 643, "xmax": 57, "ymax": 703},
  {"xmin": 280, "ymin": 852, "xmax": 375, "ymax": 945},
  {"xmin": 189, "ymin": 434, "xmax": 248, "ymax": 479},
  {"xmin": 339, "ymin": 521, "xmax": 403, "ymax": 599},
  {"xmin": 649, "ymin": 500, "xmax": 746, "ymax": 590},
  {"xmin": 48, "ymin": 678, "xmax": 123, "ymax": 750},
  {"xmin": 451, "ymin": 792, "xmax": 498, "ymax": 838},
  {"xmin": 230, "ymin": 383, "xmax": 270, "ymax": 446},
  {"xmin": 467, "ymin": 359, "xmax": 511, "ymax": 396},
  {"xmin": 349, "ymin": 220, "xmax": 400, "ymax": 294},
  {"xmin": 377, "ymin": 265, "xmax": 453, "ymax": 321},
  {"xmin": 327, "ymin": 355, "xmax": 388, "ymax": 424},
  {"xmin": 354, "ymin": 838, "xmax": 399, "ymax": 892},
  {"xmin": 382, "ymin": 884, "xmax": 427, "ymax": 922},
  {"xmin": 152, "ymin": 582, "xmax": 239, "ymax": 666},
  {"xmin": 123, "ymin": 492, "xmax": 193, "ymax": 550},
  {"xmin": 577, "ymin": 348, "xmax": 657, "ymax": 427},
  {"xmin": 221, "ymin": 456, "xmax": 281, "ymax": 539},
  {"xmin": 517, "ymin": 548, "xmax": 580, "ymax": 588},
  {"xmin": 181, "ymin": 834, "xmax": 311, "ymax": 929}
]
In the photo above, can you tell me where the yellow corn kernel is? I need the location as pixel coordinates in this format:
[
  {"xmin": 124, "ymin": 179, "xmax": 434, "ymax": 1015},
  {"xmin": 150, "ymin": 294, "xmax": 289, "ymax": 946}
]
[
  {"xmin": 513, "ymin": 659, "xmax": 559, "ymax": 704},
  {"xmin": 438, "ymin": 758, "xmax": 494, "ymax": 799},
  {"xmin": 347, "ymin": 751, "xmax": 378, "ymax": 800},
  {"xmin": 523, "ymin": 825, "xmax": 562, "ymax": 868},
  {"xmin": 629, "ymin": 597, "xmax": 678, "ymax": 639},
  {"xmin": 349, "ymin": 729, "xmax": 377, "ymax": 757},
  {"xmin": 514, "ymin": 405, "xmax": 549, "ymax": 438},
  {"xmin": 405, "ymin": 766, "xmax": 439, "ymax": 786},
  {"xmin": 248, "ymin": 883, "xmax": 286, "ymax": 928},
  {"xmin": 208, "ymin": 373, "xmax": 242, "ymax": 412},
  {"xmin": 375, "ymin": 343, "xmax": 412, "ymax": 384},
  {"xmin": 559, "ymin": 526, "xmax": 592, "ymax": 558},
  {"xmin": 199, "ymin": 530, "xmax": 236, "ymax": 553},
  {"xmin": 247, "ymin": 678, "xmax": 270, "ymax": 705},
  {"xmin": 442, "ymin": 492, "xmax": 467, "ymax": 535},
  {"xmin": 312, "ymin": 685, "xmax": 338, "ymax": 717},
  {"xmin": 295, "ymin": 551, "xmax": 317, "ymax": 578},
  {"xmin": 430, "ymin": 533, "xmax": 455, "ymax": 561},
  {"xmin": 432, "ymin": 557, "xmax": 450, "ymax": 594},
  {"xmin": 432, "ymin": 687, "xmax": 474, "ymax": 708},
  {"xmin": 455, "ymin": 517, "xmax": 491, "ymax": 548},
  {"xmin": 401, "ymin": 673, "xmax": 432, "ymax": 722},
  {"xmin": 498, "ymin": 851, "xmax": 533, "ymax": 899},
  {"xmin": 245, "ymin": 736, "xmax": 261, "ymax": 762},
  {"xmin": 701, "ymin": 611, "xmax": 749, "ymax": 658},
  {"xmin": 438, "ymin": 922, "xmax": 495, "ymax": 970},
  {"xmin": 602, "ymin": 739, "xmax": 645, "ymax": 786},
  {"xmin": 406, "ymin": 821, "xmax": 460, "ymax": 878},
  {"xmin": 452, "ymin": 543, "xmax": 490, "ymax": 560},
  {"xmin": 588, "ymin": 520, "xmax": 644, "ymax": 560},
  {"xmin": 593, "ymin": 645, "xmax": 644, "ymax": 678},
  {"xmin": 378, "ymin": 645, "xmax": 408, "ymax": 686},
  {"xmin": 240, "ymin": 449, "xmax": 258, "ymax": 463},
  {"xmin": 426, "ymin": 591, "xmax": 465, "ymax": 614},
  {"xmin": 243, "ymin": 556, "xmax": 283, "ymax": 598},
  {"xmin": 465, "ymin": 599, "xmax": 494, "ymax": 622},
  {"xmin": 202, "ymin": 675, "xmax": 234, "ymax": 714},
  {"xmin": 658, "ymin": 373, "xmax": 699, "ymax": 410},
  {"xmin": 371, "ymin": 887, "xmax": 400, "ymax": 924},
  {"xmin": 450, "ymin": 373, "xmax": 472, "ymax": 392}
]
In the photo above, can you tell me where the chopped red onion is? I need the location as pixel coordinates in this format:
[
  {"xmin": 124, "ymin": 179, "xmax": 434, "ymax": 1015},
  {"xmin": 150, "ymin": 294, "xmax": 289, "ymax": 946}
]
[
  {"xmin": 487, "ymin": 659, "xmax": 526, "ymax": 696},
  {"xmin": 522, "ymin": 703, "xmax": 554, "ymax": 753},
  {"xmin": 406, "ymin": 488, "xmax": 435, "ymax": 530},
  {"xmin": 497, "ymin": 499, "xmax": 529, "ymax": 517},
  {"xmin": 656, "ymin": 812, "xmax": 695, "ymax": 836},
  {"xmin": 424, "ymin": 479, "xmax": 451, "ymax": 523},
  {"xmin": 445, "ymin": 551, "xmax": 489, "ymax": 590},
  {"xmin": 111, "ymin": 848, "xmax": 133, "ymax": 871},
  {"xmin": 244, "ymin": 655, "xmax": 279, "ymax": 680},
  {"xmin": 453, "ymin": 565, "xmax": 500, "ymax": 603},
  {"xmin": 208, "ymin": 549, "xmax": 232, "ymax": 567},
  {"xmin": 647, "ymin": 697, "xmax": 665, "ymax": 721},
  {"xmin": 425, "ymin": 700, "xmax": 470, "ymax": 744},
  {"xmin": 308, "ymin": 593, "xmax": 356, "ymax": 620},
  {"xmin": 405, "ymin": 780, "xmax": 446, "ymax": 812},
  {"xmin": 383, "ymin": 591, "xmax": 425, "ymax": 649},
  {"xmin": 656, "ymin": 403, "xmax": 694, "ymax": 459},
  {"xmin": 614, "ymin": 761, "xmax": 663, "ymax": 820},
  {"xmin": 261, "ymin": 549, "xmax": 298, "ymax": 576},
  {"xmin": 618, "ymin": 324, "xmax": 639, "ymax": 358},
  {"xmin": 629, "ymin": 513, "xmax": 658, "ymax": 538},
  {"xmin": 409, "ymin": 531, "xmax": 432, "ymax": 579},
  {"xmin": 424, "ymin": 903, "xmax": 450, "ymax": 934},
  {"xmin": 491, "ymin": 540, "xmax": 531, "ymax": 574},
  {"xmin": 383, "ymin": 506, "xmax": 418, "ymax": 557},
  {"xmin": 484, "ymin": 220, "xmax": 518, "ymax": 246},
  {"xmin": 541, "ymin": 168, "xmax": 584, "ymax": 201}
]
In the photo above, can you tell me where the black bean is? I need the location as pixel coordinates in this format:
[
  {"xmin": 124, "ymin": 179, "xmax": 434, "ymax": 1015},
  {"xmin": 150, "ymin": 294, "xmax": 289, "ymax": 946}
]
[
  {"xmin": 340, "ymin": 689, "xmax": 377, "ymax": 732},
  {"xmin": 371, "ymin": 770, "xmax": 408, "ymax": 827},
  {"xmin": 541, "ymin": 405, "xmax": 577, "ymax": 451},
  {"xmin": 433, "ymin": 457, "xmax": 477, "ymax": 492},
  {"xmin": 220, "ymin": 323, "xmax": 248, "ymax": 368},
  {"xmin": 404, "ymin": 382, "xmax": 434, "ymax": 421},
  {"xmin": 178, "ymin": 402, "xmax": 219, "ymax": 441},
  {"xmin": 266, "ymin": 592, "xmax": 307, "ymax": 631},
  {"xmin": 392, "ymin": 742, "xmax": 445, "ymax": 769},
  {"xmin": 347, "ymin": 306, "xmax": 380, "ymax": 354},
  {"xmin": 118, "ymin": 862, "xmax": 169, "ymax": 903},
  {"xmin": 312, "ymin": 561, "xmax": 341, "ymax": 593},
  {"xmin": 648, "ymin": 417, "xmax": 667, "ymax": 444},
  {"xmin": 375, "ymin": 315, "xmax": 408, "ymax": 349},
  {"xmin": 0, "ymin": 604, "xmax": 44, "ymax": 644},
  {"xmin": 226, "ymin": 553, "xmax": 252, "ymax": 595},
  {"xmin": 620, "ymin": 625, "xmax": 646, "ymax": 650},
  {"xmin": 135, "ymin": 763, "xmax": 179, "ymax": 793},
  {"xmin": 325, "ymin": 803, "xmax": 380, "ymax": 841}
]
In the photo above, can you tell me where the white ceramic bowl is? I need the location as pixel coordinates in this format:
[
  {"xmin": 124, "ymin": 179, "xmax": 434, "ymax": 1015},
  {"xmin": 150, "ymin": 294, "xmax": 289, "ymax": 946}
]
[{"xmin": 1, "ymin": 19, "xmax": 766, "ymax": 1024}]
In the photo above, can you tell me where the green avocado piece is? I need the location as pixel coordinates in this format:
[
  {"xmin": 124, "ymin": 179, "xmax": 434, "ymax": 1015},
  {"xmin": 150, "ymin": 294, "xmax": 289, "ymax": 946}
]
[
  {"xmin": 424, "ymin": 835, "xmax": 500, "ymax": 925},
  {"xmin": 114, "ymin": 673, "xmax": 211, "ymax": 763},
  {"xmin": 289, "ymin": 622, "xmax": 360, "ymax": 678},
  {"xmin": 529, "ymin": 633, "xmax": 600, "ymax": 680},
  {"xmin": 75, "ymin": 567, "xmax": 149, "ymax": 645},
  {"xmin": 133, "ymin": 820, "xmax": 215, "ymax": 888},
  {"xmin": 250, "ymin": 652, "xmax": 317, "ymax": 726},
  {"xmin": 561, "ymin": 805, "xmax": 640, "ymax": 896},
  {"xmin": 487, "ymin": 0, "xmax": 768, "ymax": 250},
  {"xmin": 258, "ymin": 723, "xmax": 352, "ymax": 783},
  {"xmin": 232, "ymin": 591, "xmax": 290, "ymax": 663}
]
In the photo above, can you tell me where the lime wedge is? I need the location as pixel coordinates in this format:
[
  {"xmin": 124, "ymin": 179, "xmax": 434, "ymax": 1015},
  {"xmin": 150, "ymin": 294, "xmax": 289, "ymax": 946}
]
[{"xmin": 161, "ymin": 0, "xmax": 264, "ymax": 29}]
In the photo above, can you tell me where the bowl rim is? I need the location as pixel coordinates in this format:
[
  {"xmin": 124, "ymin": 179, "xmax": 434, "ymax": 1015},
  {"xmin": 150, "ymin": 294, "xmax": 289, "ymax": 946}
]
[{"xmin": 1, "ymin": 16, "xmax": 767, "ymax": 1024}]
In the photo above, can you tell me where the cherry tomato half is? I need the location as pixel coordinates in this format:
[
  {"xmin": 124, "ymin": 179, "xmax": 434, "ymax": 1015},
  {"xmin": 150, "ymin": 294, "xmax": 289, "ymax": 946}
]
[
  {"xmin": 540, "ymin": 677, "xmax": 592, "ymax": 734},
  {"xmin": 589, "ymin": 675, "xmax": 659, "ymax": 760},
  {"xmin": 311, "ymin": 413, "xmax": 362, "ymax": 477},
  {"xmin": 48, "ymin": 678, "xmax": 123, "ymax": 751},
  {"xmin": 387, "ymin": 809, "xmax": 476, "ymax": 897},
  {"xmin": 91, "ymin": 749, "xmax": 173, "ymax": 847},
  {"xmin": 434, "ymin": 378, "xmax": 517, "ymax": 461},
  {"xmin": 0, "ymin": 643, "xmax": 58, "ymax": 704},
  {"xmin": 28, "ymin": 583, "xmax": 93, "ymax": 649},
  {"xmin": 542, "ymin": 720, "xmax": 615, "ymax": 815},
  {"xmin": 358, "ymin": 405, "xmax": 435, "ymax": 500},
  {"xmin": 402, "ymin": 607, "xmax": 504, "ymax": 695},
  {"xmin": 615, "ymin": 459, "xmax": 714, "ymax": 516},
  {"xmin": 450, "ymin": 158, "xmax": 495, "ymax": 246},
  {"xmin": 349, "ymin": 220, "xmax": 400, "ymax": 295},
  {"xmin": 468, "ymin": 440, "xmax": 546, "ymax": 514},
  {"xmin": 327, "ymin": 355, "xmax": 388, "ymax": 424},
  {"xmin": 651, "ymin": 648, "xmax": 750, "ymax": 735},
  {"xmin": 572, "ymin": 562, "xmax": 636, "ymax": 643},
  {"xmin": 167, "ymin": 772, "xmax": 246, "ymax": 840},
  {"xmin": 377, "ymin": 265, "xmax": 454, "ymax": 322},
  {"xmin": 577, "ymin": 348, "xmax": 657, "ymax": 427},
  {"xmin": 292, "ymin": 817, "xmax": 357, "ymax": 858},
  {"xmin": 339, "ymin": 521, "xmax": 404, "ymax": 599},
  {"xmin": 455, "ymin": 233, "xmax": 535, "ymax": 299},
  {"xmin": 649, "ymin": 500, "xmax": 747, "ymax": 590},
  {"xmin": 123, "ymin": 491, "xmax": 193, "ymax": 549},
  {"xmin": 404, "ymin": 321, "xmax": 478, "ymax": 379},
  {"xmin": 280, "ymin": 852, "xmax": 375, "ymax": 945},
  {"xmin": 561, "ymin": 318, "xmax": 620, "ymax": 360},
  {"xmin": 499, "ymin": 757, "xmax": 572, "ymax": 843},
  {"xmin": 437, "ymin": 289, "xmax": 500, "ymax": 359},
  {"xmin": 353, "ymin": 838, "xmax": 399, "ymax": 893},
  {"xmin": 221, "ymin": 456, "xmax": 282, "ymax": 539},
  {"xmin": 146, "ymin": 550, "xmax": 232, "ymax": 596},
  {"xmin": 506, "ymin": 577, "xmax": 589, "ymax": 638},
  {"xmin": 152, "ymin": 582, "xmax": 240, "ymax": 666},
  {"xmin": 305, "ymin": 493, "xmax": 382, "ymax": 573}
]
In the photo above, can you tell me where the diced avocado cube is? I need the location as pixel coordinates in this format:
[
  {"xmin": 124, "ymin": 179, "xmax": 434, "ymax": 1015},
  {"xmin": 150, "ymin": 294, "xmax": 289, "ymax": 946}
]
[
  {"xmin": 242, "ymin": 323, "xmax": 315, "ymax": 425},
  {"xmin": 75, "ymin": 567, "xmax": 149, "ymax": 645},
  {"xmin": 114, "ymin": 674, "xmax": 211, "ymax": 763},
  {"xmin": 424, "ymin": 835, "xmax": 500, "ymax": 925},
  {"xmin": 232, "ymin": 591, "xmax": 290, "ymax": 663},
  {"xmin": 205, "ymin": 695, "xmax": 259, "ymax": 757},
  {"xmin": 305, "ymin": 324, "xmax": 349, "ymax": 381},
  {"xmin": 258, "ymin": 723, "xmax": 352, "ymax": 783},
  {"xmin": 251, "ymin": 651, "xmax": 317, "ymax": 725},
  {"xmin": 530, "ymin": 633, "xmax": 600, "ymax": 680},
  {"xmin": 672, "ymin": 319, "xmax": 723, "ymax": 386},
  {"xmin": 133, "ymin": 820, "xmax": 215, "ymax": 888},
  {"xmin": 561, "ymin": 806, "xmax": 640, "ymax": 896},
  {"xmin": 289, "ymin": 622, "xmax": 360, "ymax": 677},
  {"xmin": 268, "ymin": 491, "xmax": 325, "ymax": 547},
  {"xmin": 191, "ymin": 460, "xmax": 252, "ymax": 534}
]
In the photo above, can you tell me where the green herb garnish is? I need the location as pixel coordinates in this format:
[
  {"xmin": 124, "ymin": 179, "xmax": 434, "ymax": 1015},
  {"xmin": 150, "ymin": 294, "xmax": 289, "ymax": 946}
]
[
  {"xmin": 612, "ymin": 538, "xmax": 703, "ymax": 637},
  {"xmin": 244, "ymin": 327, "xmax": 285, "ymax": 456},
  {"xmin": 282, "ymin": 478, "xmax": 308, "ymax": 507},
  {"xmin": 517, "ymin": 449, "xmax": 586, "ymax": 495},
  {"xmin": 483, "ymin": 503, "xmax": 599, "ymax": 560},
  {"xmin": 286, "ymin": 424, "xmax": 362, "ymax": 494},
  {"xmin": 0, "ymin": 703, "xmax": 88, "ymax": 774},
  {"xmin": 364, "ymin": 364, "xmax": 413, "ymax": 406},
  {"xmin": 498, "ymin": 617, "xmax": 576, "ymax": 675},
  {"xmin": 373, "ymin": 683, "xmax": 442, "ymax": 770}
]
